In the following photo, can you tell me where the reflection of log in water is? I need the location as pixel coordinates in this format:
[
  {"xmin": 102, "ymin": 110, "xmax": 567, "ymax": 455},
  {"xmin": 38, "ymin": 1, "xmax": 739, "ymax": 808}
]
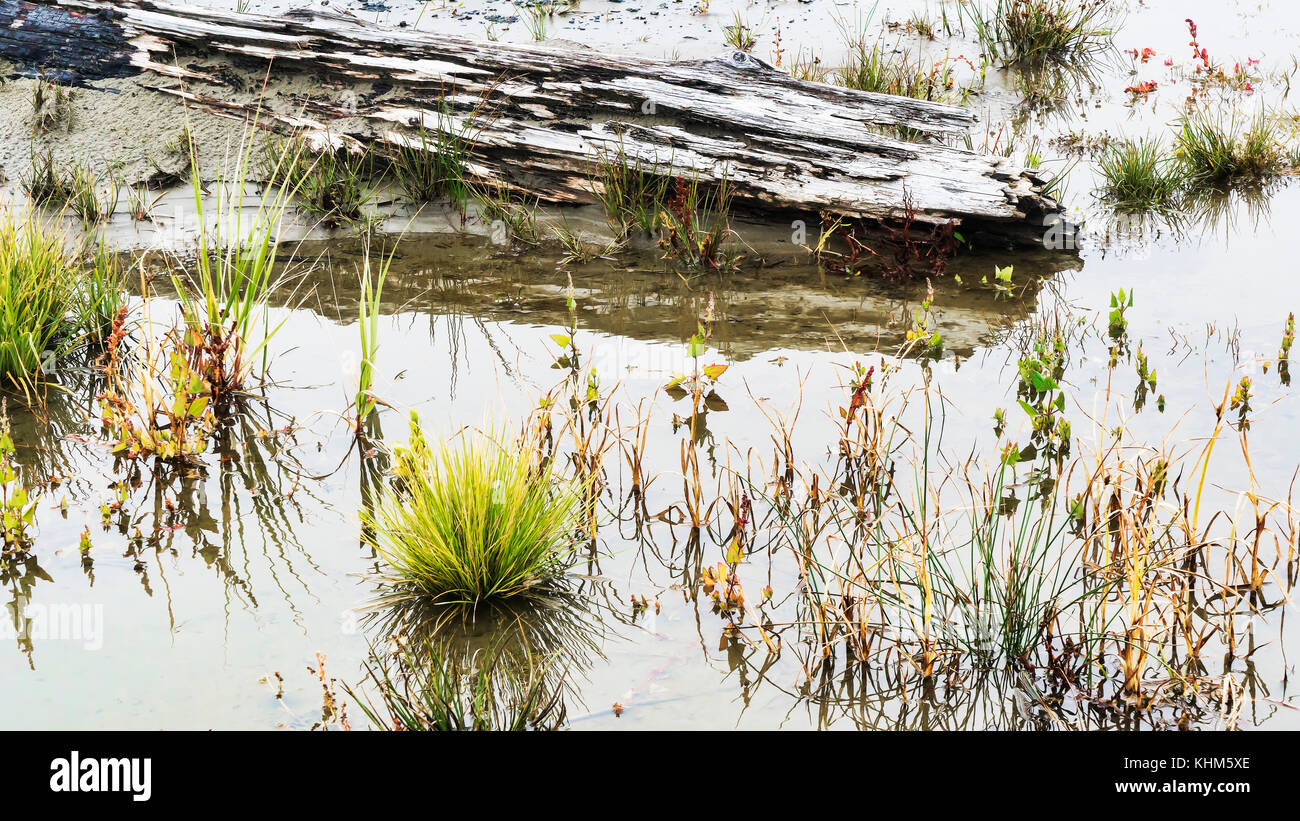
[{"xmin": 249, "ymin": 236, "xmax": 1076, "ymax": 360}]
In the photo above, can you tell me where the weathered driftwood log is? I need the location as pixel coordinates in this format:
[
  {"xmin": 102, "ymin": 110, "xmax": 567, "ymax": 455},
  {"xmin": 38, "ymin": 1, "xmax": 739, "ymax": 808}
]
[{"xmin": 0, "ymin": 0, "xmax": 1061, "ymax": 243}]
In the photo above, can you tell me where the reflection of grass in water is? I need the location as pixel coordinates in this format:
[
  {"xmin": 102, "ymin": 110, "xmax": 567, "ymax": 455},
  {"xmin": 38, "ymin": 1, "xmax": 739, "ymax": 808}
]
[
  {"xmin": 350, "ymin": 593, "xmax": 608, "ymax": 730},
  {"xmin": 1091, "ymin": 183, "xmax": 1276, "ymax": 249},
  {"xmin": 1006, "ymin": 59, "xmax": 1104, "ymax": 119},
  {"xmin": 207, "ymin": 409, "xmax": 328, "ymax": 613},
  {"xmin": 0, "ymin": 360, "xmax": 330, "ymax": 654},
  {"xmin": 370, "ymin": 593, "xmax": 605, "ymax": 675},
  {"xmin": 349, "ymin": 634, "xmax": 565, "ymax": 730},
  {"xmin": 95, "ymin": 401, "xmax": 328, "ymax": 627},
  {"xmin": 741, "ymin": 328, "xmax": 1292, "ymax": 725},
  {"xmin": 790, "ymin": 665, "xmax": 1201, "ymax": 730}
]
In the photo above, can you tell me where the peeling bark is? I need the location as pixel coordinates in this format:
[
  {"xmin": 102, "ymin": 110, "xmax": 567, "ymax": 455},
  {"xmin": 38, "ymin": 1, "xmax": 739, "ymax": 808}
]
[{"xmin": 1, "ymin": 0, "xmax": 1062, "ymax": 243}]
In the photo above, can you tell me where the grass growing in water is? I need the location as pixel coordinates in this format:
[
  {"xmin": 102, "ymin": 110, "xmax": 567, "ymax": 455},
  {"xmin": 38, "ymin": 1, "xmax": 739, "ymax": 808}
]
[
  {"xmin": 838, "ymin": 40, "xmax": 974, "ymax": 103},
  {"xmin": 963, "ymin": 0, "xmax": 1115, "ymax": 65},
  {"xmin": 171, "ymin": 127, "xmax": 298, "ymax": 409},
  {"xmin": 472, "ymin": 180, "xmax": 541, "ymax": 245},
  {"xmin": 1174, "ymin": 109, "xmax": 1285, "ymax": 185},
  {"xmin": 0, "ymin": 213, "xmax": 76, "ymax": 393},
  {"xmin": 96, "ymin": 295, "xmax": 217, "ymax": 462},
  {"xmin": 353, "ymin": 246, "xmax": 395, "ymax": 432},
  {"xmin": 656, "ymin": 174, "xmax": 740, "ymax": 272},
  {"xmin": 1093, "ymin": 113, "xmax": 1288, "ymax": 210},
  {"xmin": 1097, "ymin": 138, "xmax": 1181, "ymax": 208},
  {"xmin": 365, "ymin": 416, "xmax": 582, "ymax": 604},
  {"xmin": 78, "ymin": 238, "xmax": 128, "ymax": 347}
]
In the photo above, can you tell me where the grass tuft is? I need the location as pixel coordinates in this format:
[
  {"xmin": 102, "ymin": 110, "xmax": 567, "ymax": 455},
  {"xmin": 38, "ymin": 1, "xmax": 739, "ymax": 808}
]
[
  {"xmin": 365, "ymin": 416, "xmax": 582, "ymax": 604},
  {"xmin": 722, "ymin": 11, "xmax": 759, "ymax": 52},
  {"xmin": 20, "ymin": 150, "xmax": 119, "ymax": 221},
  {"xmin": 963, "ymin": 0, "xmax": 1116, "ymax": 66},
  {"xmin": 1174, "ymin": 109, "xmax": 1286, "ymax": 185},
  {"xmin": 1097, "ymin": 138, "xmax": 1181, "ymax": 208},
  {"xmin": 0, "ymin": 212, "xmax": 76, "ymax": 392},
  {"xmin": 170, "ymin": 121, "xmax": 298, "ymax": 409},
  {"xmin": 268, "ymin": 134, "xmax": 373, "ymax": 225},
  {"xmin": 591, "ymin": 143, "xmax": 672, "ymax": 237},
  {"xmin": 390, "ymin": 114, "xmax": 474, "ymax": 210},
  {"xmin": 838, "ymin": 40, "xmax": 973, "ymax": 102}
]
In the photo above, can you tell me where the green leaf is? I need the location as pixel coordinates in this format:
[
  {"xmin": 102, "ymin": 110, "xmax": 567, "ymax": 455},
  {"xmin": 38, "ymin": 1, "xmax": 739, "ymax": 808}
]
[
  {"xmin": 687, "ymin": 334, "xmax": 706, "ymax": 359},
  {"xmin": 1029, "ymin": 372, "xmax": 1058, "ymax": 392}
]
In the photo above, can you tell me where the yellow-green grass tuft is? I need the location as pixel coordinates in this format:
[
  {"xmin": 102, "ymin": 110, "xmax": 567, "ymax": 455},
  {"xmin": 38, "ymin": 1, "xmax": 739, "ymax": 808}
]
[{"xmin": 366, "ymin": 419, "xmax": 582, "ymax": 604}]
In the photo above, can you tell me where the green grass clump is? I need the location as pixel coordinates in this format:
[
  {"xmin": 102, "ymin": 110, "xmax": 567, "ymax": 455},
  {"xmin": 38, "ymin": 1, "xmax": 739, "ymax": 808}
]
[
  {"xmin": 472, "ymin": 180, "xmax": 541, "ymax": 245},
  {"xmin": 837, "ymin": 41, "xmax": 968, "ymax": 102},
  {"xmin": 390, "ymin": 117, "xmax": 473, "ymax": 209},
  {"xmin": 78, "ymin": 238, "xmax": 128, "ymax": 347},
  {"xmin": 20, "ymin": 151, "xmax": 119, "ymax": 222},
  {"xmin": 592, "ymin": 144, "xmax": 671, "ymax": 237},
  {"xmin": 20, "ymin": 149, "xmax": 69, "ymax": 207},
  {"xmin": 365, "ymin": 416, "xmax": 581, "ymax": 604},
  {"xmin": 1097, "ymin": 138, "xmax": 1181, "ymax": 208},
  {"xmin": 722, "ymin": 11, "xmax": 758, "ymax": 52},
  {"xmin": 268, "ymin": 135, "xmax": 372, "ymax": 224},
  {"xmin": 0, "ymin": 213, "xmax": 77, "ymax": 390},
  {"xmin": 1094, "ymin": 113, "xmax": 1288, "ymax": 209},
  {"xmin": 964, "ymin": 0, "xmax": 1115, "ymax": 65},
  {"xmin": 1174, "ymin": 110, "xmax": 1285, "ymax": 185}
]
